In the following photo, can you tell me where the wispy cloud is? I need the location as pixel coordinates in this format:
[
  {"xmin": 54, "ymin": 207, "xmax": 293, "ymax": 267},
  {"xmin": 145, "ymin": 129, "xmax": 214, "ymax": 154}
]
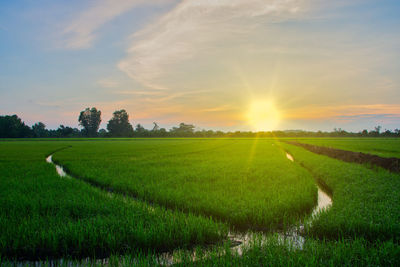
[
  {"xmin": 61, "ymin": 0, "xmax": 171, "ymax": 49},
  {"xmin": 283, "ymin": 104, "xmax": 400, "ymax": 120},
  {"xmin": 201, "ymin": 105, "xmax": 235, "ymax": 112},
  {"xmin": 115, "ymin": 90, "xmax": 164, "ymax": 96},
  {"xmin": 34, "ymin": 0, "xmax": 399, "ymax": 131},
  {"xmin": 118, "ymin": 0, "xmax": 310, "ymax": 90}
]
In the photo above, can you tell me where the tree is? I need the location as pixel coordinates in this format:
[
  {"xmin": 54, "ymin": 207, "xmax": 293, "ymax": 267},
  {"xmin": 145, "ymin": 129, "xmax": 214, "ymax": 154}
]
[
  {"xmin": 361, "ymin": 129, "xmax": 368, "ymax": 137},
  {"xmin": 374, "ymin": 126, "xmax": 382, "ymax": 135},
  {"xmin": 170, "ymin": 123, "xmax": 195, "ymax": 136},
  {"xmin": 98, "ymin": 129, "xmax": 108, "ymax": 137},
  {"xmin": 0, "ymin": 115, "xmax": 32, "ymax": 138},
  {"xmin": 78, "ymin": 107, "xmax": 101, "ymax": 137},
  {"xmin": 382, "ymin": 129, "xmax": 392, "ymax": 137},
  {"xmin": 32, "ymin": 122, "xmax": 47, "ymax": 137},
  {"xmin": 158, "ymin": 128, "xmax": 167, "ymax": 137},
  {"xmin": 135, "ymin": 123, "xmax": 147, "ymax": 137},
  {"xmin": 107, "ymin": 109, "xmax": 134, "ymax": 137},
  {"xmin": 56, "ymin": 125, "xmax": 78, "ymax": 137},
  {"xmin": 152, "ymin": 122, "xmax": 160, "ymax": 131}
]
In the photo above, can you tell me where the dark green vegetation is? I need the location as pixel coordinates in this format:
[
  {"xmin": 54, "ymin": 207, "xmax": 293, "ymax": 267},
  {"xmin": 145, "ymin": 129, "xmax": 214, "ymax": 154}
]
[
  {"xmin": 0, "ymin": 115, "xmax": 32, "ymax": 138},
  {"xmin": 174, "ymin": 237, "xmax": 399, "ymax": 267},
  {"xmin": 0, "ymin": 142, "xmax": 227, "ymax": 260},
  {"xmin": 107, "ymin": 109, "xmax": 134, "ymax": 137},
  {"xmin": 53, "ymin": 139, "xmax": 317, "ymax": 230},
  {"xmin": 3, "ymin": 237, "xmax": 398, "ymax": 266},
  {"xmin": 294, "ymin": 138, "xmax": 400, "ymax": 158},
  {"xmin": 2, "ymin": 113, "xmax": 400, "ymax": 138},
  {"xmin": 1, "ymin": 138, "xmax": 399, "ymax": 266},
  {"xmin": 78, "ymin": 107, "xmax": 102, "ymax": 137}
]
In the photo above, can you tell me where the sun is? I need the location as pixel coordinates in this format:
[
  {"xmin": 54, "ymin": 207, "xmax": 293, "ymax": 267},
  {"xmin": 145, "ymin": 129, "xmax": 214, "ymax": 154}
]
[{"xmin": 247, "ymin": 100, "xmax": 281, "ymax": 131}]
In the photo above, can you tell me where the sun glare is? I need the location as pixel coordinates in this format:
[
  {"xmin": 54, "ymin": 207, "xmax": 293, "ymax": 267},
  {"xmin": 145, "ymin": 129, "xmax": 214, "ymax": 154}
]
[{"xmin": 247, "ymin": 100, "xmax": 280, "ymax": 131}]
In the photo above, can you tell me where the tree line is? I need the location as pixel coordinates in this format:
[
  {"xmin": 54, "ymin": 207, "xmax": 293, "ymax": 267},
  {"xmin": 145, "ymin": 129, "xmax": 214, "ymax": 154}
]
[{"xmin": 0, "ymin": 107, "xmax": 399, "ymax": 138}]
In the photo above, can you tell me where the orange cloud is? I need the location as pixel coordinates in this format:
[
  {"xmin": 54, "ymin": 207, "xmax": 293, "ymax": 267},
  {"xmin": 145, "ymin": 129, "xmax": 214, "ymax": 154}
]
[{"xmin": 283, "ymin": 104, "xmax": 400, "ymax": 120}]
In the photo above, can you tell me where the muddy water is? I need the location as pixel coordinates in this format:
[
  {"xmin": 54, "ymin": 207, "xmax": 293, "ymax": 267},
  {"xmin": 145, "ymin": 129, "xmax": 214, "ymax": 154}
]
[
  {"xmin": 44, "ymin": 152, "xmax": 333, "ymax": 265},
  {"xmin": 46, "ymin": 155, "xmax": 68, "ymax": 177}
]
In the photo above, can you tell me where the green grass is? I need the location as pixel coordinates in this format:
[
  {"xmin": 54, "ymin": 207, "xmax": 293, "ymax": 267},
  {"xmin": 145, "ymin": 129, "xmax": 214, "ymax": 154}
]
[
  {"xmin": 1, "ymin": 138, "xmax": 399, "ymax": 265},
  {"xmin": 292, "ymin": 138, "xmax": 400, "ymax": 158},
  {"xmin": 171, "ymin": 236, "xmax": 400, "ymax": 267},
  {"xmin": 53, "ymin": 139, "xmax": 317, "ymax": 231},
  {"xmin": 2, "ymin": 237, "xmax": 398, "ymax": 266},
  {"xmin": 0, "ymin": 142, "xmax": 227, "ymax": 260},
  {"xmin": 281, "ymin": 141, "xmax": 400, "ymax": 242}
]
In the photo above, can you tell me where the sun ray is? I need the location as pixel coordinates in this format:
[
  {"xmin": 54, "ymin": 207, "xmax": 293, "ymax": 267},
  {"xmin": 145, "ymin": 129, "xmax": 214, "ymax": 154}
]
[{"xmin": 247, "ymin": 100, "xmax": 281, "ymax": 131}]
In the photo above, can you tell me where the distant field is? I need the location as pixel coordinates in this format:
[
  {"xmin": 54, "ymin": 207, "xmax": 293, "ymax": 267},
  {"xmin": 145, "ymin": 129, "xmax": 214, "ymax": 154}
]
[
  {"xmin": 1, "ymin": 138, "xmax": 399, "ymax": 265},
  {"xmin": 293, "ymin": 138, "xmax": 400, "ymax": 158}
]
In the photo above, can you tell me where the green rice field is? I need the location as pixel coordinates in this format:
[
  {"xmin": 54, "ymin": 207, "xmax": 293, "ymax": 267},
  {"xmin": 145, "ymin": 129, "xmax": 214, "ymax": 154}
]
[
  {"xmin": 292, "ymin": 138, "xmax": 400, "ymax": 158},
  {"xmin": 1, "ymin": 138, "xmax": 399, "ymax": 266}
]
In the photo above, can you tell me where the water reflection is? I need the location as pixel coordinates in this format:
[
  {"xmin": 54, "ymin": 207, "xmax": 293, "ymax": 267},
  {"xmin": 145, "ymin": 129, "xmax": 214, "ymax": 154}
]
[
  {"xmin": 312, "ymin": 187, "xmax": 332, "ymax": 217},
  {"xmin": 286, "ymin": 152, "xmax": 294, "ymax": 162},
  {"xmin": 46, "ymin": 155, "xmax": 68, "ymax": 177}
]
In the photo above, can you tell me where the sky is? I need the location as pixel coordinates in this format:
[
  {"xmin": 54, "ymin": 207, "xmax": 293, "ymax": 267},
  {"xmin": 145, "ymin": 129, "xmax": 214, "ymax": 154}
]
[{"xmin": 1, "ymin": 0, "xmax": 399, "ymax": 132}]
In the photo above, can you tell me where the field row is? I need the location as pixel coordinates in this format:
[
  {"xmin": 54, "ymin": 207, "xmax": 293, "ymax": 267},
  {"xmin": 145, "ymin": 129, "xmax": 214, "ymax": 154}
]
[
  {"xmin": 1, "ymin": 138, "xmax": 399, "ymax": 264},
  {"xmin": 53, "ymin": 139, "xmax": 317, "ymax": 230},
  {"xmin": 281, "ymin": 142, "xmax": 400, "ymax": 241},
  {"xmin": 0, "ymin": 143, "xmax": 226, "ymax": 260},
  {"xmin": 291, "ymin": 138, "xmax": 400, "ymax": 158}
]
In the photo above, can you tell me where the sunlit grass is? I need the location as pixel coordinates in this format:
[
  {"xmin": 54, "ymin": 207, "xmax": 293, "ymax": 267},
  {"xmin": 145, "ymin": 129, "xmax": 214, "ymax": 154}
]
[
  {"xmin": 54, "ymin": 139, "xmax": 317, "ymax": 230},
  {"xmin": 282, "ymin": 141, "xmax": 400, "ymax": 241},
  {"xmin": 0, "ymin": 138, "xmax": 399, "ymax": 265}
]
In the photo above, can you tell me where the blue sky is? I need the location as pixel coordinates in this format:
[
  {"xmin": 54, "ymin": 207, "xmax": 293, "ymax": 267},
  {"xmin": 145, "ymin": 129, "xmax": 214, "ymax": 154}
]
[{"xmin": 1, "ymin": 0, "xmax": 399, "ymax": 132}]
